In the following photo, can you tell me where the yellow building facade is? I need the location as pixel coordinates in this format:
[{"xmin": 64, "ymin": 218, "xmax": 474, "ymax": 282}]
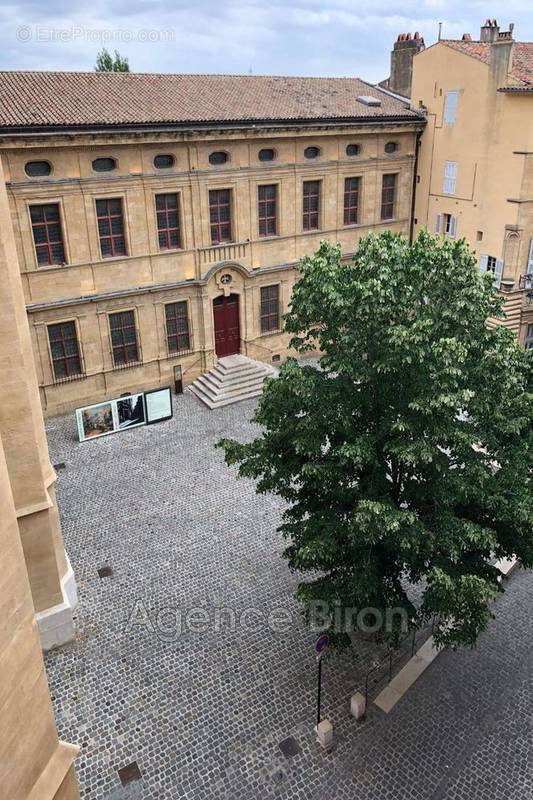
[
  {"xmin": 412, "ymin": 20, "xmax": 533, "ymax": 346},
  {"xmin": 0, "ymin": 72, "xmax": 424, "ymax": 416}
]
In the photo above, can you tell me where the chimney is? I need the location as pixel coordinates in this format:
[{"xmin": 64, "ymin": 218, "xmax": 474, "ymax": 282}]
[
  {"xmin": 480, "ymin": 18, "xmax": 499, "ymax": 42},
  {"xmin": 388, "ymin": 31, "xmax": 425, "ymax": 98},
  {"xmin": 490, "ymin": 22, "xmax": 515, "ymax": 87}
]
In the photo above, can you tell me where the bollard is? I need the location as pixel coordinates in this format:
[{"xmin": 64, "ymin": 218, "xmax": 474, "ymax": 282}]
[
  {"xmin": 350, "ymin": 692, "xmax": 366, "ymax": 719},
  {"xmin": 315, "ymin": 719, "xmax": 334, "ymax": 750}
]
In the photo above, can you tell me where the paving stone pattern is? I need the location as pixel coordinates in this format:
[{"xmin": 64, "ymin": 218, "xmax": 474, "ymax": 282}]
[{"xmin": 44, "ymin": 390, "xmax": 533, "ymax": 799}]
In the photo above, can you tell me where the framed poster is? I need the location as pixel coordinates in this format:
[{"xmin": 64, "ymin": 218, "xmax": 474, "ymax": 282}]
[
  {"xmin": 76, "ymin": 400, "xmax": 115, "ymax": 442},
  {"xmin": 76, "ymin": 393, "xmax": 146, "ymax": 442},
  {"xmin": 144, "ymin": 387, "xmax": 173, "ymax": 424}
]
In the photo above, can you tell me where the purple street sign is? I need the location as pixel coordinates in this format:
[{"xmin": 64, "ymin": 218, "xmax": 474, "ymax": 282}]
[{"xmin": 314, "ymin": 633, "xmax": 329, "ymax": 658}]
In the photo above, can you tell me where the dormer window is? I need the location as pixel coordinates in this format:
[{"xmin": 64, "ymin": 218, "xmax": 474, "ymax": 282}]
[
  {"xmin": 209, "ymin": 151, "xmax": 229, "ymax": 166},
  {"xmin": 304, "ymin": 146, "xmax": 321, "ymax": 159},
  {"xmin": 92, "ymin": 157, "xmax": 117, "ymax": 172},
  {"xmin": 154, "ymin": 154, "xmax": 175, "ymax": 169},
  {"xmin": 25, "ymin": 161, "xmax": 52, "ymax": 177}
]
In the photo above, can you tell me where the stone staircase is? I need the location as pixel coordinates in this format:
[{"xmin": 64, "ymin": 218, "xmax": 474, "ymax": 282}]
[{"xmin": 188, "ymin": 354, "xmax": 277, "ymax": 409}]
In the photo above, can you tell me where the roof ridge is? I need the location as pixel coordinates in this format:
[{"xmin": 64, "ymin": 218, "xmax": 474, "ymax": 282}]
[{"xmin": 0, "ymin": 69, "xmax": 371, "ymax": 81}]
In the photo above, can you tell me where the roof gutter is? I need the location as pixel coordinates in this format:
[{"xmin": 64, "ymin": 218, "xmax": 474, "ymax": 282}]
[{"xmin": 0, "ymin": 114, "xmax": 426, "ymax": 138}]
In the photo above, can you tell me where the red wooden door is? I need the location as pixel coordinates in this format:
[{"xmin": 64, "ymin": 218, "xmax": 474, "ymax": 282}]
[{"xmin": 213, "ymin": 294, "xmax": 240, "ymax": 357}]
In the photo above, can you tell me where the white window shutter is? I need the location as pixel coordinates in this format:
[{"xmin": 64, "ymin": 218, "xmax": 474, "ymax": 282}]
[
  {"xmin": 449, "ymin": 215, "xmax": 457, "ymax": 239},
  {"xmin": 435, "ymin": 213, "xmax": 442, "ymax": 234},
  {"xmin": 443, "ymin": 161, "xmax": 457, "ymax": 194},
  {"xmin": 444, "ymin": 91, "xmax": 459, "ymax": 125},
  {"xmin": 494, "ymin": 258, "xmax": 504, "ymax": 289},
  {"xmin": 479, "ymin": 255, "xmax": 489, "ymax": 273},
  {"xmin": 527, "ymin": 238, "xmax": 533, "ymax": 272}
]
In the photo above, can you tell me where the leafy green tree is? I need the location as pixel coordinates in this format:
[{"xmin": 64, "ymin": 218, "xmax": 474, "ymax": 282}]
[
  {"xmin": 95, "ymin": 48, "xmax": 130, "ymax": 72},
  {"xmin": 218, "ymin": 231, "xmax": 533, "ymax": 649}
]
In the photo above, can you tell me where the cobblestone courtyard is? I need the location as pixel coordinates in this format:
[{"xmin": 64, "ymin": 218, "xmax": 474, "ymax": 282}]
[{"xmin": 44, "ymin": 390, "xmax": 533, "ymax": 799}]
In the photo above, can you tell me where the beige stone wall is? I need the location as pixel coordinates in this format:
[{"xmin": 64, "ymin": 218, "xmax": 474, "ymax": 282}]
[
  {"xmin": 1, "ymin": 123, "xmax": 421, "ymax": 414},
  {"xmin": 0, "ymin": 432, "xmax": 79, "ymax": 799},
  {"xmin": 412, "ymin": 41, "xmax": 533, "ymax": 342},
  {"xmin": 0, "ymin": 163, "xmax": 76, "ymax": 633}
]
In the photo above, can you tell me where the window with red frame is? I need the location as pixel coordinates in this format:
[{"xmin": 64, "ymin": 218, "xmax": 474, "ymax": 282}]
[
  {"xmin": 165, "ymin": 302, "xmax": 190, "ymax": 353},
  {"xmin": 96, "ymin": 198, "xmax": 127, "ymax": 258},
  {"xmin": 260, "ymin": 285, "xmax": 280, "ymax": 333},
  {"xmin": 109, "ymin": 310, "xmax": 139, "ymax": 366},
  {"xmin": 258, "ymin": 185, "xmax": 277, "ymax": 237},
  {"xmin": 156, "ymin": 193, "xmax": 182, "ymax": 250},
  {"xmin": 209, "ymin": 189, "xmax": 232, "ymax": 245},
  {"xmin": 47, "ymin": 321, "xmax": 82, "ymax": 380},
  {"xmin": 381, "ymin": 174, "xmax": 397, "ymax": 221},
  {"xmin": 302, "ymin": 181, "xmax": 320, "ymax": 231},
  {"xmin": 30, "ymin": 204, "xmax": 65, "ymax": 266},
  {"xmin": 343, "ymin": 177, "xmax": 360, "ymax": 226}
]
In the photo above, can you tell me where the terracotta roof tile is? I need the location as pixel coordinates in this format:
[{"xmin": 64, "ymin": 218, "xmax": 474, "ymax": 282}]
[
  {"xmin": 442, "ymin": 40, "xmax": 533, "ymax": 85},
  {"xmin": 0, "ymin": 71, "xmax": 421, "ymax": 131}
]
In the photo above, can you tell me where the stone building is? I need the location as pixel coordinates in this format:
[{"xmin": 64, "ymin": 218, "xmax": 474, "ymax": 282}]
[
  {"xmin": 0, "ymin": 72, "xmax": 425, "ymax": 415},
  {"xmin": 380, "ymin": 32, "xmax": 425, "ymax": 98},
  {"xmin": 0, "ymin": 175, "xmax": 79, "ymax": 797},
  {"xmin": 411, "ymin": 20, "xmax": 533, "ymax": 347}
]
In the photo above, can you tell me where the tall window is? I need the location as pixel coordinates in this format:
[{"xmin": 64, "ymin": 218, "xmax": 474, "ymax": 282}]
[
  {"xmin": 443, "ymin": 90, "xmax": 459, "ymax": 126},
  {"xmin": 30, "ymin": 204, "xmax": 65, "ymax": 266},
  {"xmin": 96, "ymin": 199, "xmax": 126, "ymax": 258},
  {"xmin": 343, "ymin": 177, "xmax": 360, "ymax": 225},
  {"xmin": 479, "ymin": 255, "xmax": 504, "ymax": 289},
  {"xmin": 302, "ymin": 181, "xmax": 320, "ymax": 231},
  {"xmin": 443, "ymin": 161, "xmax": 457, "ymax": 194},
  {"xmin": 156, "ymin": 193, "xmax": 181, "ymax": 250},
  {"xmin": 165, "ymin": 302, "xmax": 190, "ymax": 353},
  {"xmin": 260, "ymin": 285, "xmax": 280, "ymax": 333},
  {"xmin": 209, "ymin": 189, "xmax": 232, "ymax": 245},
  {"xmin": 47, "ymin": 321, "xmax": 82, "ymax": 381},
  {"xmin": 258, "ymin": 185, "xmax": 277, "ymax": 237},
  {"xmin": 109, "ymin": 310, "xmax": 139, "ymax": 366},
  {"xmin": 381, "ymin": 174, "xmax": 397, "ymax": 221},
  {"xmin": 525, "ymin": 324, "xmax": 533, "ymax": 350}
]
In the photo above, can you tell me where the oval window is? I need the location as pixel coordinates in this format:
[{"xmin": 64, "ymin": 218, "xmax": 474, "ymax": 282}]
[
  {"xmin": 258, "ymin": 148, "xmax": 275, "ymax": 162},
  {"xmin": 154, "ymin": 154, "xmax": 175, "ymax": 169},
  {"xmin": 209, "ymin": 151, "xmax": 228, "ymax": 166},
  {"xmin": 304, "ymin": 146, "xmax": 321, "ymax": 159},
  {"xmin": 346, "ymin": 144, "xmax": 361, "ymax": 157},
  {"xmin": 92, "ymin": 157, "xmax": 117, "ymax": 172},
  {"xmin": 25, "ymin": 161, "xmax": 51, "ymax": 177},
  {"xmin": 384, "ymin": 141, "xmax": 398, "ymax": 154}
]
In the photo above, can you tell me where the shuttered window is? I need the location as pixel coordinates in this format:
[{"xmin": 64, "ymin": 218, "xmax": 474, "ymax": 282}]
[
  {"xmin": 479, "ymin": 255, "xmax": 504, "ymax": 289},
  {"xmin": 260, "ymin": 285, "xmax": 280, "ymax": 333},
  {"xmin": 380, "ymin": 174, "xmax": 397, "ymax": 220},
  {"xmin": 525, "ymin": 324, "xmax": 533, "ymax": 350},
  {"xmin": 96, "ymin": 199, "xmax": 127, "ymax": 258},
  {"xmin": 165, "ymin": 302, "xmax": 190, "ymax": 353},
  {"xmin": 443, "ymin": 91, "xmax": 459, "ymax": 126},
  {"xmin": 30, "ymin": 204, "xmax": 65, "ymax": 266},
  {"xmin": 302, "ymin": 181, "xmax": 320, "ymax": 231},
  {"xmin": 47, "ymin": 321, "xmax": 82, "ymax": 380},
  {"xmin": 443, "ymin": 213, "xmax": 457, "ymax": 239},
  {"xmin": 156, "ymin": 193, "xmax": 181, "ymax": 250},
  {"xmin": 443, "ymin": 161, "xmax": 457, "ymax": 194},
  {"xmin": 109, "ymin": 310, "xmax": 139, "ymax": 366},
  {"xmin": 258, "ymin": 185, "xmax": 277, "ymax": 237}
]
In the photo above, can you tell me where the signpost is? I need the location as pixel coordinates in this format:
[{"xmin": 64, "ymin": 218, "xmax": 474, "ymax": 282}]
[{"xmin": 314, "ymin": 633, "xmax": 329, "ymax": 727}]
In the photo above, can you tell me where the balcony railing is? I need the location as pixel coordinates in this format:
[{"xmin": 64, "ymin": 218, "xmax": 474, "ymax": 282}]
[{"xmin": 197, "ymin": 241, "xmax": 249, "ymax": 267}]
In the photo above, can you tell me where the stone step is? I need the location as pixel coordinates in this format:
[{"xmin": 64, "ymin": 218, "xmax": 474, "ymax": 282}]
[
  {"xmin": 188, "ymin": 355, "xmax": 278, "ymax": 409},
  {"xmin": 193, "ymin": 374, "xmax": 269, "ymax": 401},
  {"xmin": 188, "ymin": 382, "xmax": 265, "ymax": 409}
]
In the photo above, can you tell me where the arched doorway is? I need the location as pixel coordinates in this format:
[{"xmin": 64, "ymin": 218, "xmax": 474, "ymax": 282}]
[{"xmin": 213, "ymin": 293, "xmax": 240, "ymax": 357}]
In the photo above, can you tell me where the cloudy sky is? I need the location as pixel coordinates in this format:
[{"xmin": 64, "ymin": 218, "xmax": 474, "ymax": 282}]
[{"xmin": 1, "ymin": 1, "xmax": 532, "ymax": 82}]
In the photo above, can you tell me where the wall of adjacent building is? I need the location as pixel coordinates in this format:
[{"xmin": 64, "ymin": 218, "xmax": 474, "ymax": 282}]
[
  {"xmin": 1, "ymin": 124, "xmax": 421, "ymax": 415},
  {"xmin": 412, "ymin": 41, "xmax": 533, "ymax": 345}
]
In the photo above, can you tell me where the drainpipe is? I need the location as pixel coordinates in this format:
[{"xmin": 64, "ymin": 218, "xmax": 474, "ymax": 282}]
[{"xmin": 409, "ymin": 130, "xmax": 422, "ymax": 244}]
